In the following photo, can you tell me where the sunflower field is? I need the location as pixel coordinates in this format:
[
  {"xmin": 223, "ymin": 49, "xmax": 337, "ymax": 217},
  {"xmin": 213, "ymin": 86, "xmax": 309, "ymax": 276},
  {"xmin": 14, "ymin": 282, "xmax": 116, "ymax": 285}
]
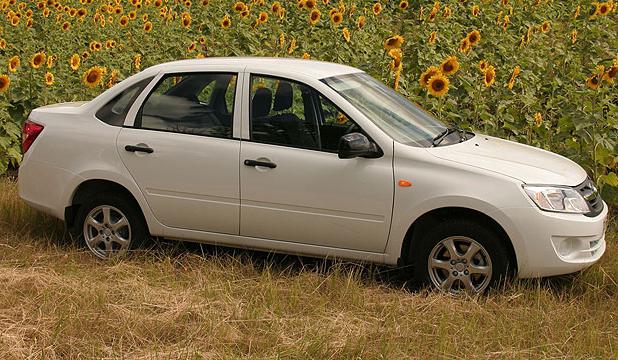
[{"xmin": 0, "ymin": 0, "xmax": 617, "ymax": 202}]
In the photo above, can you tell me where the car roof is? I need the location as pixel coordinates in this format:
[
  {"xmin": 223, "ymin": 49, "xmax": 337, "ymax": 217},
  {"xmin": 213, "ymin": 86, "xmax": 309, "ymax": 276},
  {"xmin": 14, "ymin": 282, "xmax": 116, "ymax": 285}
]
[{"xmin": 145, "ymin": 57, "xmax": 364, "ymax": 79}]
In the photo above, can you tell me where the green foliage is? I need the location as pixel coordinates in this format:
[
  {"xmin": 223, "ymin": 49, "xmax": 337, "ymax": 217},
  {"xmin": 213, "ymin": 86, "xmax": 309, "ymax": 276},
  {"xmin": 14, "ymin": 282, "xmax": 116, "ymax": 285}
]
[{"xmin": 0, "ymin": 0, "xmax": 616, "ymax": 203}]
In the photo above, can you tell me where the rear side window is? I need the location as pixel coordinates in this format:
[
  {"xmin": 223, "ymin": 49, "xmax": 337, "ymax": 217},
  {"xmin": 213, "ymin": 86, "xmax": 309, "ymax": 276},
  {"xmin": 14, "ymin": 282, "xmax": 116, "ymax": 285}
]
[{"xmin": 96, "ymin": 77, "xmax": 154, "ymax": 126}]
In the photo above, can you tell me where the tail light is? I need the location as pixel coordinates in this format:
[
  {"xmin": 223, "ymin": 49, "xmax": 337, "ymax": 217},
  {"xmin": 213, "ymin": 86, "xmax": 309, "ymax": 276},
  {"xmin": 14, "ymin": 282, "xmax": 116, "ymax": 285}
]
[{"xmin": 22, "ymin": 120, "xmax": 44, "ymax": 154}]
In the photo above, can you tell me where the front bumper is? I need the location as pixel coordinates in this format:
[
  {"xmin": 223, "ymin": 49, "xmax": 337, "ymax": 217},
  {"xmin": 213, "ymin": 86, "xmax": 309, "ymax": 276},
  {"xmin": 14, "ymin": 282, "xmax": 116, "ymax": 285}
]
[{"xmin": 503, "ymin": 202, "xmax": 608, "ymax": 278}]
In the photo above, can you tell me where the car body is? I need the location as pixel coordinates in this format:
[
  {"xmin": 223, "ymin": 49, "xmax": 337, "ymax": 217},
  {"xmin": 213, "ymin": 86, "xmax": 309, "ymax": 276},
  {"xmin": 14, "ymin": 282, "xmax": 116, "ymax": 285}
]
[{"xmin": 18, "ymin": 57, "xmax": 608, "ymax": 294}]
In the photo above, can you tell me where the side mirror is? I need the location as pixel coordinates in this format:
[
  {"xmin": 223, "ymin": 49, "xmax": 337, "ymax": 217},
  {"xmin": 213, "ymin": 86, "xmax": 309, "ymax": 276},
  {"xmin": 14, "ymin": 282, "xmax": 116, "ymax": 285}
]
[{"xmin": 338, "ymin": 133, "xmax": 382, "ymax": 159}]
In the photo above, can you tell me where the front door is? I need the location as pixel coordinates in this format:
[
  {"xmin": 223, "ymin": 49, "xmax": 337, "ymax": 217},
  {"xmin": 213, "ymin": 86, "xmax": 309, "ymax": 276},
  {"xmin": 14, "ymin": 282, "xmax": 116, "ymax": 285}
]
[
  {"xmin": 117, "ymin": 72, "xmax": 241, "ymax": 234},
  {"xmin": 239, "ymin": 75, "xmax": 393, "ymax": 252}
]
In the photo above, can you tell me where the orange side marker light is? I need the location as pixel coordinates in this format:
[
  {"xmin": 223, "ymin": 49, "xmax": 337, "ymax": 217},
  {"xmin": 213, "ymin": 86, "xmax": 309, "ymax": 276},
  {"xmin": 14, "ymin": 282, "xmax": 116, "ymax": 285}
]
[{"xmin": 398, "ymin": 180, "xmax": 412, "ymax": 187}]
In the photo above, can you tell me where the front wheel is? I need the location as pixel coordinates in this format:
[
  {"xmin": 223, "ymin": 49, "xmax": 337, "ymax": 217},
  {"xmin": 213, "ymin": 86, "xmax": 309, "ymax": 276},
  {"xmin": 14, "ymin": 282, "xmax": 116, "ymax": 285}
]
[
  {"xmin": 72, "ymin": 193, "xmax": 148, "ymax": 259},
  {"xmin": 414, "ymin": 219, "xmax": 511, "ymax": 294}
]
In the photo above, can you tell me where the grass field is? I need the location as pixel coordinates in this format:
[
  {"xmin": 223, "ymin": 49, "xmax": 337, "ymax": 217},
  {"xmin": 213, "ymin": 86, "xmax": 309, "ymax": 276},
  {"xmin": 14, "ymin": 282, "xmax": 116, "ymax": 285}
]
[{"xmin": 0, "ymin": 176, "xmax": 617, "ymax": 359}]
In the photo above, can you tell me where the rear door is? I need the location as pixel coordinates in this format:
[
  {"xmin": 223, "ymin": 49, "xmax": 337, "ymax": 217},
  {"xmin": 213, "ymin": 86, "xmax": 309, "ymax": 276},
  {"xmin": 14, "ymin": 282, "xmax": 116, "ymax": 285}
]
[
  {"xmin": 117, "ymin": 71, "xmax": 242, "ymax": 234},
  {"xmin": 239, "ymin": 74, "xmax": 394, "ymax": 252}
]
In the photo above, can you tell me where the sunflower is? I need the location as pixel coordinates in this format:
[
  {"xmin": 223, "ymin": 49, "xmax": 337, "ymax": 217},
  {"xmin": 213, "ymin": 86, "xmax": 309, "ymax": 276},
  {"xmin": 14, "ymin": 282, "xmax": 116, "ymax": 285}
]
[
  {"xmin": 604, "ymin": 65, "xmax": 617, "ymax": 84},
  {"xmin": 467, "ymin": 30, "xmax": 481, "ymax": 46},
  {"xmin": 220, "ymin": 14, "xmax": 231, "ymax": 28},
  {"xmin": 258, "ymin": 11, "xmax": 268, "ymax": 23},
  {"xmin": 306, "ymin": 0, "xmax": 316, "ymax": 9},
  {"xmin": 440, "ymin": 56, "xmax": 460, "ymax": 76},
  {"xmin": 30, "ymin": 52, "xmax": 46, "ymax": 69},
  {"xmin": 427, "ymin": 74, "xmax": 449, "ymax": 97},
  {"xmin": 105, "ymin": 40, "xmax": 116, "ymax": 49},
  {"xmin": 233, "ymin": 1, "xmax": 246, "ymax": 12},
  {"xmin": 279, "ymin": 33, "xmax": 285, "ymax": 48},
  {"xmin": 0, "ymin": 74, "xmax": 10, "ymax": 93},
  {"xmin": 83, "ymin": 66, "xmax": 104, "ymax": 88},
  {"xmin": 372, "ymin": 2, "xmax": 382, "ymax": 15},
  {"xmin": 419, "ymin": 66, "xmax": 441, "ymax": 88},
  {"xmin": 428, "ymin": 31, "xmax": 437, "ymax": 44},
  {"xmin": 309, "ymin": 9, "xmax": 320, "ymax": 24},
  {"xmin": 46, "ymin": 55, "xmax": 55, "ymax": 68},
  {"xmin": 384, "ymin": 35, "xmax": 404, "ymax": 50},
  {"xmin": 271, "ymin": 1, "xmax": 281, "ymax": 14},
  {"xmin": 471, "ymin": 5, "xmax": 479, "ymax": 16},
  {"xmin": 534, "ymin": 113, "xmax": 542, "ymax": 127},
  {"xmin": 82, "ymin": 51, "xmax": 90, "ymax": 60},
  {"xmin": 143, "ymin": 21, "xmax": 152, "ymax": 32},
  {"xmin": 507, "ymin": 65, "xmax": 520, "ymax": 90},
  {"xmin": 399, "ymin": 1, "xmax": 408, "ymax": 10},
  {"xmin": 342, "ymin": 27, "xmax": 350, "ymax": 42},
  {"xmin": 302, "ymin": 52, "xmax": 310, "ymax": 59},
  {"xmin": 8, "ymin": 56, "xmax": 20, "ymax": 72},
  {"xmin": 187, "ymin": 42, "xmax": 196, "ymax": 52},
  {"xmin": 181, "ymin": 13, "xmax": 191, "ymax": 27},
  {"xmin": 240, "ymin": 9, "xmax": 249, "ymax": 18},
  {"xmin": 596, "ymin": 2, "xmax": 611, "ymax": 16},
  {"xmin": 357, "ymin": 15, "xmax": 365, "ymax": 29},
  {"xmin": 70, "ymin": 54, "xmax": 80, "ymax": 70},
  {"xmin": 484, "ymin": 66, "xmax": 496, "ymax": 87},
  {"xmin": 44, "ymin": 72, "xmax": 54, "ymax": 86},
  {"xmin": 119, "ymin": 15, "xmax": 129, "ymax": 26},
  {"xmin": 61, "ymin": 21, "xmax": 70, "ymax": 31},
  {"xmin": 502, "ymin": 15, "xmax": 509, "ymax": 31},
  {"xmin": 134, "ymin": 54, "xmax": 141, "ymax": 70},
  {"xmin": 330, "ymin": 11, "xmax": 342, "ymax": 25},
  {"xmin": 459, "ymin": 38, "xmax": 470, "ymax": 53},
  {"xmin": 540, "ymin": 21, "xmax": 551, "ymax": 33},
  {"xmin": 288, "ymin": 37, "xmax": 297, "ymax": 54},
  {"xmin": 128, "ymin": 11, "xmax": 136, "ymax": 20},
  {"xmin": 571, "ymin": 29, "xmax": 577, "ymax": 44},
  {"xmin": 442, "ymin": 5, "xmax": 451, "ymax": 18}
]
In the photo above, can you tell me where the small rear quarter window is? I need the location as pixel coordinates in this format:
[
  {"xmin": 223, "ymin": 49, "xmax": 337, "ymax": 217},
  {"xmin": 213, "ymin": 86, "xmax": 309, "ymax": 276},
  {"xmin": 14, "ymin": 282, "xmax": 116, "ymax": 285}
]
[{"xmin": 95, "ymin": 77, "xmax": 154, "ymax": 126}]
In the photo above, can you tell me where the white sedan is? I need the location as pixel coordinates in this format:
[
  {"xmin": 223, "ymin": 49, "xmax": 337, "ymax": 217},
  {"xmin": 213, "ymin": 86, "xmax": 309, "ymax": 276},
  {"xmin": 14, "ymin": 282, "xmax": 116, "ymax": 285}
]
[{"xmin": 18, "ymin": 57, "xmax": 607, "ymax": 294}]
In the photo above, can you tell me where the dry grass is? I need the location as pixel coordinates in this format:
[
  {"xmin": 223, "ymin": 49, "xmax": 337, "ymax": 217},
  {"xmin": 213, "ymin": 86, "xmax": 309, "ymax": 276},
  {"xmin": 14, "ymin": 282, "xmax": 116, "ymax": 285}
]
[{"xmin": 0, "ymin": 177, "xmax": 617, "ymax": 359}]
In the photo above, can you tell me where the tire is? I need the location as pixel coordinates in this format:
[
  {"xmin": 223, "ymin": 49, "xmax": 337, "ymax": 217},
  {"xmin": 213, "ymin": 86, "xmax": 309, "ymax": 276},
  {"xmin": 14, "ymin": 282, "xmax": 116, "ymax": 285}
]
[
  {"xmin": 70, "ymin": 192, "xmax": 148, "ymax": 259},
  {"xmin": 412, "ymin": 218, "xmax": 511, "ymax": 294}
]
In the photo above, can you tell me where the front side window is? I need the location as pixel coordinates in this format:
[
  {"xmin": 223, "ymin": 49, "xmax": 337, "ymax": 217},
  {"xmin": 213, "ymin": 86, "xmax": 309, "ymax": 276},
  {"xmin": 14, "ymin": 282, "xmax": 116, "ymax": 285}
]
[
  {"xmin": 138, "ymin": 73, "xmax": 236, "ymax": 138},
  {"xmin": 323, "ymin": 72, "xmax": 447, "ymax": 147},
  {"xmin": 96, "ymin": 77, "xmax": 154, "ymax": 126},
  {"xmin": 250, "ymin": 75, "xmax": 364, "ymax": 152}
]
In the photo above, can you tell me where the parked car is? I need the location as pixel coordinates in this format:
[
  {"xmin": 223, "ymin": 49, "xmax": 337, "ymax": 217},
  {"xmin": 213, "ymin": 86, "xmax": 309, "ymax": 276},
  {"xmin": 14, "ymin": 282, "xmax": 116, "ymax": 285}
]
[{"xmin": 18, "ymin": 57, "xmax": 608, "ymax": 294}]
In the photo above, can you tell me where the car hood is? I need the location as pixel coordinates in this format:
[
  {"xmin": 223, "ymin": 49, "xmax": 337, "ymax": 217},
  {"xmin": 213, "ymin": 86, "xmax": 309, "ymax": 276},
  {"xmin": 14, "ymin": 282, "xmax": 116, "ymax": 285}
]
[{"xmin": 426, "ymin": 135, "xmax": 587, "ymax": 186}]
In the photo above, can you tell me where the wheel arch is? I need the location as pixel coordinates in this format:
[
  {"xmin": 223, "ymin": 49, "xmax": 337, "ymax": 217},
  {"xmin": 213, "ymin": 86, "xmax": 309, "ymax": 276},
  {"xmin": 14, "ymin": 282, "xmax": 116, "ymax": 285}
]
[
  {"xmin": 399, "ymin": 206, "xmax": 518, "ymax": 274},
  {"xmin": 65, "ymin": 179, "xmax": 149, "ymax": 235}
]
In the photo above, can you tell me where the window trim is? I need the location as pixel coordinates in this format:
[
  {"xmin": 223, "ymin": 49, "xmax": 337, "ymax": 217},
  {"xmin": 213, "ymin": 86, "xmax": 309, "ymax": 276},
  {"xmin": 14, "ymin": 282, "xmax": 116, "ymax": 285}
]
[
  {"xmin": 131, "ymin": 71, "xmax": 239, "ymax": 140},
  {"xmin": 247, "ymin": 73, "xmax": 381, "ymax": 155}
]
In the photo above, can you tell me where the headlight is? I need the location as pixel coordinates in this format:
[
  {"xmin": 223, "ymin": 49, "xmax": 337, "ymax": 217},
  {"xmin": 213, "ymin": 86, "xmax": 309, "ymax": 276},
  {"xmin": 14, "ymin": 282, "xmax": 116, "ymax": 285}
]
[{"xmin": 523, "ymin": 185, "xmax": 590, "ymax": 214}]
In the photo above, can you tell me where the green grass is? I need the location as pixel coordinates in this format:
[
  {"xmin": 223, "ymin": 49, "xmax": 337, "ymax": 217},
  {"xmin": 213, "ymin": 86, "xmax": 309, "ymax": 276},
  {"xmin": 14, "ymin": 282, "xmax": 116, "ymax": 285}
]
[{"xmin": 0, "ymin": 177, "xmax": 617, "ymax": 359}]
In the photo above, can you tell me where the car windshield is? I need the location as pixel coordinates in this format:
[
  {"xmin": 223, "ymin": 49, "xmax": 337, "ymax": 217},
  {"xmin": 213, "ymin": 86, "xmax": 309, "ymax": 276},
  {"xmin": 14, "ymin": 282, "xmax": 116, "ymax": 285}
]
[{"xmin": 322, "ymin": 72, "xmax": 447, "ymax": 147}]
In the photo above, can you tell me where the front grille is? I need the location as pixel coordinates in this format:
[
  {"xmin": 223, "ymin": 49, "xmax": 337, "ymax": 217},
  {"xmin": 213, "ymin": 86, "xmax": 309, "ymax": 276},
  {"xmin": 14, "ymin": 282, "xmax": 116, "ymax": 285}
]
[{"xmin": 574, "ymin": 178, "xmax": 604, "ymax": 217}]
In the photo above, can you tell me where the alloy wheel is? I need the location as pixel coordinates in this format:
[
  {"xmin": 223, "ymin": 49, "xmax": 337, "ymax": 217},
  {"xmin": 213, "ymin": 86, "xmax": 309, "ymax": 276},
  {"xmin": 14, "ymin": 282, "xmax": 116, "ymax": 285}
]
[
  {"xmin": 427, "ymin": 236, "xmax": 492, "ymax": 294},
  {"xmin": 83, "ymin": 205, "xmax": 132, "ymax": 259}
]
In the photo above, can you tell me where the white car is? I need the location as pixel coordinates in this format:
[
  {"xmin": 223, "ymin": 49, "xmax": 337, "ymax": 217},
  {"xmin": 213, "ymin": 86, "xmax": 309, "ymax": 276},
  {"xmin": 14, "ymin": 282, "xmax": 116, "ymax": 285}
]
[{"xmin": 18, "ymin": 57, "xmax": 607, "ymax": 294}]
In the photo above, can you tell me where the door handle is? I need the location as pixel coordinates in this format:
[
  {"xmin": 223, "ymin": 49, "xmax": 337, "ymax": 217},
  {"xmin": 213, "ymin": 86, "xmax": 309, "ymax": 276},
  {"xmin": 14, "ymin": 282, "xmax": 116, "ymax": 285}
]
[
  {"xmin": 244, "ymin": 159, "xmax": 277, "ymax": 169},
  {"xmin": 125, "ymin": 144, "xmax": 154, "ymax": 154}
]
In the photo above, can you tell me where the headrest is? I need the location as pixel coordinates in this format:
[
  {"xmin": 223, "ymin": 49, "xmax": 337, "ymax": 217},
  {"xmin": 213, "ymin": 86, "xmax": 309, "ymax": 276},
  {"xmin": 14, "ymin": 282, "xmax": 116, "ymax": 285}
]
[
  {"xmin": 273, "ymin": 82, "xmax": 293, "ymax": 112},
  {"xmin": 252, "ymin": 87, "xmax": 272, "ymax": 118}
]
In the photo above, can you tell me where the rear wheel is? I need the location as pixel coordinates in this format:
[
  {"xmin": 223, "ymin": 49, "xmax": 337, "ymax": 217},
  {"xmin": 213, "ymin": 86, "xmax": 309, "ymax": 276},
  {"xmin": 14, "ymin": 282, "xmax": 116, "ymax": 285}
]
[
  {"xmin": 413, "ymin": 218, "xmax": 511, "ymax": 294},
  {"xmin": 72, "ymin": 193, "xmax": 148, "ymax": 259}
]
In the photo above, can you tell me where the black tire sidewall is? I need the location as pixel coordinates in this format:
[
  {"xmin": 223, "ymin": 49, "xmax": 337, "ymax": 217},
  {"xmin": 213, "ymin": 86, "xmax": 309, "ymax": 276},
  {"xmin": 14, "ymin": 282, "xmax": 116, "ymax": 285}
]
[
  {"xmin": 71, "ymin": 192, "xmax": 148, "ymax": 255},
  {"xmin": 413, "ymin": 218, "xmax": 511, "ymax": 291}
]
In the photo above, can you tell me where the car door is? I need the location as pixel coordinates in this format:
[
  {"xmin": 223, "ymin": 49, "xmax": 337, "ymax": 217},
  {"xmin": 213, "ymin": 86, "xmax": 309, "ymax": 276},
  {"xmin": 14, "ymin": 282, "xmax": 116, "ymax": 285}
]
[
  {"xmin": 239, "ymin": 74, "xmax": 394, "ymax": 253},
  {"xmin": 117, "ymin": 71, "xmax": 242, "ymax": 234}
]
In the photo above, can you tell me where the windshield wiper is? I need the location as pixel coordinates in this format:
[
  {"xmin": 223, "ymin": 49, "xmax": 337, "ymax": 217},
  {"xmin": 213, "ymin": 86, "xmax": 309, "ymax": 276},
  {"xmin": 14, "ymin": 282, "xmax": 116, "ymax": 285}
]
[{"xmin": 432, "ymin": 127, "xmax": 467, "ymax": 147}]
